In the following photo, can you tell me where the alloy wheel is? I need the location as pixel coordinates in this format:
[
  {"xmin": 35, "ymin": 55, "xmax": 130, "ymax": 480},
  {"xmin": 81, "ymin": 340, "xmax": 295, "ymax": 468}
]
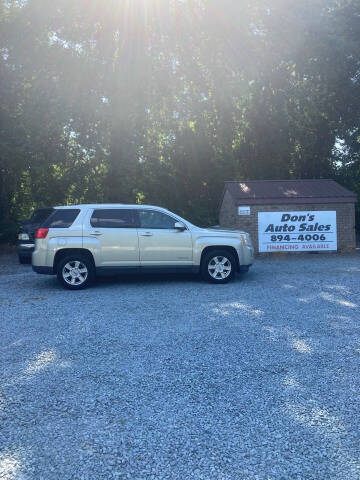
[
  {"xmin": 207, "ymin": 256, "xmax": 232, "ymax": 280},
  {"xmin": 62, "ymin": 260, "xmax": 88, "ymax": 286}
]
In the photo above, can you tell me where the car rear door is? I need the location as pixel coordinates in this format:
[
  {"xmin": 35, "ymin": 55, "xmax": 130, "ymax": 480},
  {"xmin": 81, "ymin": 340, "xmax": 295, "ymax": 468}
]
[
  {"xmin": 137, "ymin": 209, "xmax": 193, "ymax": 266},
  {"xmin": 83, "ymin": 208, "xmax": 140, "ymax": 267}
]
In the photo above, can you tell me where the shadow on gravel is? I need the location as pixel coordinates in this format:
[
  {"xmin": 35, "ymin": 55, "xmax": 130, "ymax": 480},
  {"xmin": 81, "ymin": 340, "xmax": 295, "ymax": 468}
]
[{"xmin": 35, "ymin": 271, "xmax": 250, "ymax": 291}]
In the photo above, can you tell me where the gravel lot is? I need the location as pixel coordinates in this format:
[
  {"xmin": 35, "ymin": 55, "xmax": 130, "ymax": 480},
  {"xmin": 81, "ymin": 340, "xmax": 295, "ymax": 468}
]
[{"xmin": 1, "ymin": 252, "xmax": 360, "ymax": 480}]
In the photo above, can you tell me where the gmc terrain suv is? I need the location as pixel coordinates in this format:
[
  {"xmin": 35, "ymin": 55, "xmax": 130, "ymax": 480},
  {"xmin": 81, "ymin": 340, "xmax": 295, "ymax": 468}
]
[{"xmin": 32, "ymin": 204, "xmax": 254, "ymax": 289}]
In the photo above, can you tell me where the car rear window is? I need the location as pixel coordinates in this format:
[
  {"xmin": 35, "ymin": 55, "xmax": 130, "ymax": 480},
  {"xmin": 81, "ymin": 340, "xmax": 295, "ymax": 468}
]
[
  {"xmin": 90, "ymin": 209, "xmax": 137, "ymax": 228},
  {"xmin": 30, "ymin": 208, "xmax": 54, "ymax": 224},
  {"xmin": 43, "ymin": 209, "xmax": 80, "ymax": 228}
]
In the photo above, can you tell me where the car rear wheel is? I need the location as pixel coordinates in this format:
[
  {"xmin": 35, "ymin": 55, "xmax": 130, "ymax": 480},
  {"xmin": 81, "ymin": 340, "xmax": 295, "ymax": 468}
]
[
  {"xmin": 57, "ymin": 254, "xmax": 95, "ymax": 290},
  {"xmin": 201, "ymin": 249, "xmax": 236, "ymax": 284}
]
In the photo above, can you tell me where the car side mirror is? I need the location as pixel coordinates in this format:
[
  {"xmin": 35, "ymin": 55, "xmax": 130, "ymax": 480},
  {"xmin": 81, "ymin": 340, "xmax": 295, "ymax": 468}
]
[{"xmin": 174, "ymin": 221, "xmax": 186, "ymax": 231}]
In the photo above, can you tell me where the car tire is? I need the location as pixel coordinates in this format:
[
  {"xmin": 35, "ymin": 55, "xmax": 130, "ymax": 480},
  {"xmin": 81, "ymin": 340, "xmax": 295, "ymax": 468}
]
[
  {"xmin": 18, "ymin": 254, "xmax": 31, "ymax": 264},
  {"xmin": 201, "ymin": 249, "xmax": 236, "ymax": 284},
  {"xmin": 57, "ymin": 254, "xmax": 95, "ymax": 290}
]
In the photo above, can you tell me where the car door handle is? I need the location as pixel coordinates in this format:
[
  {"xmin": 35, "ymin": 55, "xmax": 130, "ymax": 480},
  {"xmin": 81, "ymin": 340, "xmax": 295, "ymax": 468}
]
[
  {"xmin": 140, "ymin": 232, "xmax": 153, "ymax": 237},
  {"xmin": 91, "ymin": 231, "xmax": 102, "ymax": 236}
]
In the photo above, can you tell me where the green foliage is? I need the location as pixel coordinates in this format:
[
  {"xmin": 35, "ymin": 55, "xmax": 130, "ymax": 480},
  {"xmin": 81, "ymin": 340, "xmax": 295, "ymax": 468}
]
[{"xmin": 1, "ymin": 0, "xmax": 359, "ymax": 242}]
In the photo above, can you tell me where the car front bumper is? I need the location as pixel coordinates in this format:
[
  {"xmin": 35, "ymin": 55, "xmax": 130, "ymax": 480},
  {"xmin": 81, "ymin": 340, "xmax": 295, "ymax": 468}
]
[{"xmin": 238, "ymin": 245, "xmax": 254, "ymax": 270}]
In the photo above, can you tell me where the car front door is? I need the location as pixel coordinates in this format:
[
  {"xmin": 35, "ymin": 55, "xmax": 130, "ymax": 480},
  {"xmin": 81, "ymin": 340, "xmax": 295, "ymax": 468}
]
[
  {"xmin": 137, "ymin": 209, "xmax": 193, "ymax": 266},
  {"xmin": 83, "ymin": 208, "xmax": 139, "ymax": 267}
]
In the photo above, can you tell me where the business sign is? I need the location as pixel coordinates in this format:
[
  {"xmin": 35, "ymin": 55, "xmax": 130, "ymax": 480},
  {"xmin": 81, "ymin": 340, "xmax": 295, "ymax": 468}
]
[
  {"xmin": 258, "ymin": 211, "xmax": 337, "ymax": 252},
  {"xmin": 238, "ymin": 206, "xmax": 250, "ymax": 216}
]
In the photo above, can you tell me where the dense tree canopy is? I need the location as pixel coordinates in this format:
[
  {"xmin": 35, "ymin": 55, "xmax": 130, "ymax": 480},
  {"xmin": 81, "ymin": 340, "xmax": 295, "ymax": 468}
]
[{"xmin": 1, "ymin": 0, "xmax": 359, "ymax": 241}]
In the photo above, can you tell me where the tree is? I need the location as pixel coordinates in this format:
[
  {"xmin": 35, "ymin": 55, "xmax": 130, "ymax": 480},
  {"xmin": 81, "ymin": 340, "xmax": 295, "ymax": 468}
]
[{"xmin": 0, "ymin": 0, "xmax": 359, "ymax": 241}]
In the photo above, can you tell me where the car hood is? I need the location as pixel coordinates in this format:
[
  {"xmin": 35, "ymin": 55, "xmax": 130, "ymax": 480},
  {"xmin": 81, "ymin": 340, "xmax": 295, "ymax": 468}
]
[{"xmin": 193, "ymin": 226, "xmax": 246, "ymax": 236}]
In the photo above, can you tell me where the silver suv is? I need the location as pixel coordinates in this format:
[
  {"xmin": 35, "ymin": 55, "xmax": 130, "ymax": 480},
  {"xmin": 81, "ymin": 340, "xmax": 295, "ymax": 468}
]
[{"xmin": 32, "ymin": 204, "xmax": 254, "ymax": 289}]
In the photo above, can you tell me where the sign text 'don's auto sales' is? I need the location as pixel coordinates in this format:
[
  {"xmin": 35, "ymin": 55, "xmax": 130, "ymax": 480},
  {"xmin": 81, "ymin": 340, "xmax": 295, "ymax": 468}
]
[{"xmin": 258, "ymin": 211, "xmax": 337, "ymax": 252}]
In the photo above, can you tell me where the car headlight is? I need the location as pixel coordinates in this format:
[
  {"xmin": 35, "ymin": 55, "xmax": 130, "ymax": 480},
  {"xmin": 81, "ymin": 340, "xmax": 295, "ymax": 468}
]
[
  {"xmin": 18, "ymin": 233, "xmax": 30, "ymax": 240},
  {"xmin": 241, "ymin": 234, "xmax": 252, "ymax": 247}
]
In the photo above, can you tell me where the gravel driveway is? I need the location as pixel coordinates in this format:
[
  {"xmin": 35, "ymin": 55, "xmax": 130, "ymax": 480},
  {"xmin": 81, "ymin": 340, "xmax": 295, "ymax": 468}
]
[{"xmin": 1, "ymin": 253, "xmax": 360, "ymax": 480}]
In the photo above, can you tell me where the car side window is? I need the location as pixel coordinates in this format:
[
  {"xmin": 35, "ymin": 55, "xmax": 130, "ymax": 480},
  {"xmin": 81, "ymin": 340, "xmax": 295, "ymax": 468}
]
[
  {"xmin": 43, "ymin": 209, "xmax": 80, "ymax": 228},
  {"xmin": 139, "ymin": 210, "xmax": 178, "ymax": 229},
  {"xmin": 90, "ymin": 209, "xmax": 137, "ymax": 228},
  {"xmin": 31, "ymin": 208, "xmax": 54, "ymax": 224}
]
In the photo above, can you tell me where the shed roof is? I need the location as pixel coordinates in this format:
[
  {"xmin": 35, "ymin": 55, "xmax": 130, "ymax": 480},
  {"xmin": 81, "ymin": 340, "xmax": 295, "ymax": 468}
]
[{"xmin": 224, "ymin": 179, "xmax": 357, "ymax": 205}]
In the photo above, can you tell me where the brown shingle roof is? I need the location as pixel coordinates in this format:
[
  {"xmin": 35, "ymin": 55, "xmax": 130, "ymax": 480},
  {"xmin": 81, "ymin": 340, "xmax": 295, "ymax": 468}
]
[{"xmin": 224, "ymin": 179, "xmax": 357, "ymax": 205}]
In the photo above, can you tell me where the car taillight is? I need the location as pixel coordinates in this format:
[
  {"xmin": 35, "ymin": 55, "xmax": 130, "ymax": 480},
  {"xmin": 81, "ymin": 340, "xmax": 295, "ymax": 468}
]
[{"xmin": 35, "ymin": 228, "xmax": 49, "ymax": 239}]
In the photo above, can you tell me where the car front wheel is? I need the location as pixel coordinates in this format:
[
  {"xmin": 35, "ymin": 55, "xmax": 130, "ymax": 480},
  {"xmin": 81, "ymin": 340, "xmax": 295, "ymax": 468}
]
[
  {"xmin": 57, "ymin": 254, "xmax": 95, "ymax": 290},
  {"xmin": 201, "ymin": 249, "xmax": 236, "ymax": 284}
]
